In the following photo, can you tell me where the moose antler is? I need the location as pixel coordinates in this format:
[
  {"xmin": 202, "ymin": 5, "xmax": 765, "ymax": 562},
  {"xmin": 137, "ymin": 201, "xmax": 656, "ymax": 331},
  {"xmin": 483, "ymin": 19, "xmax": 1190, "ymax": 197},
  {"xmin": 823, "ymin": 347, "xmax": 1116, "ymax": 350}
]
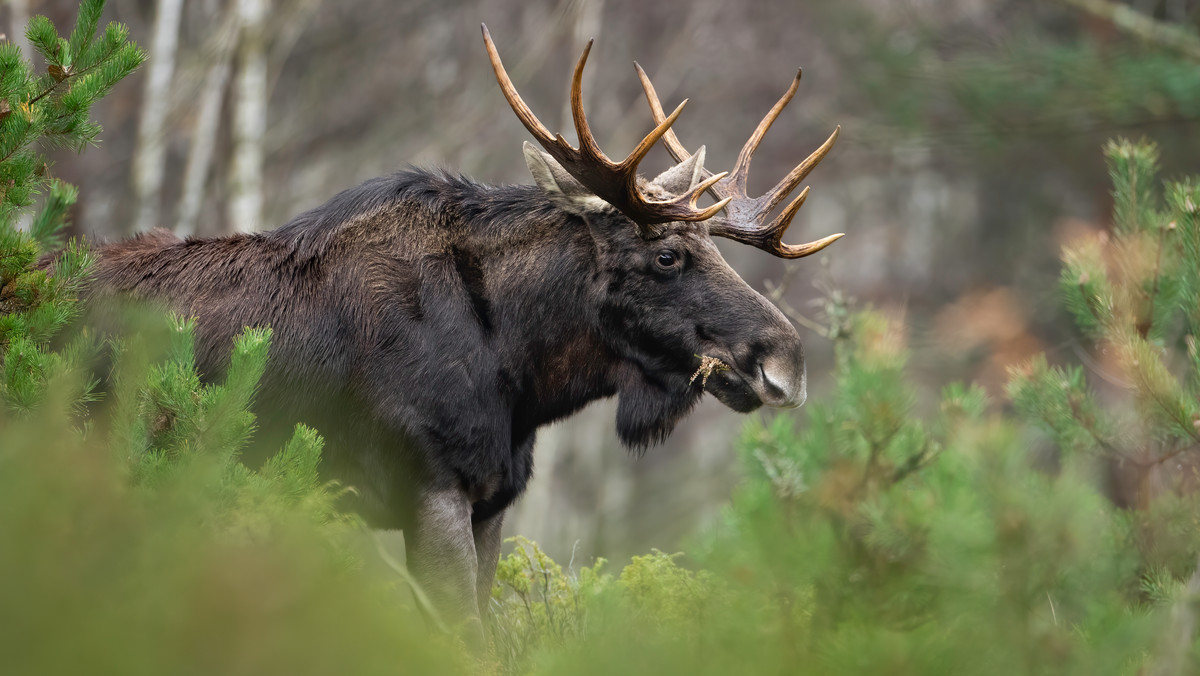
[
  {"xmin": 482, "ymin": 25, "xmax": 731, "ymax": 230},
  {"xmin": 635, "ymin": 64, "xmax": 844, "ymax": 259}
]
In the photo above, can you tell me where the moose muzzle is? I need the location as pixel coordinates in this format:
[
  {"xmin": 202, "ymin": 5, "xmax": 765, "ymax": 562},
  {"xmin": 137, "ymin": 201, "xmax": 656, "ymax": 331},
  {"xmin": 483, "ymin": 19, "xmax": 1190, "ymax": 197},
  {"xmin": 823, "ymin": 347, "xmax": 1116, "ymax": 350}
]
[{"xmin": 754, "ymin": 346, "xmax": 807, "ymax": 409}]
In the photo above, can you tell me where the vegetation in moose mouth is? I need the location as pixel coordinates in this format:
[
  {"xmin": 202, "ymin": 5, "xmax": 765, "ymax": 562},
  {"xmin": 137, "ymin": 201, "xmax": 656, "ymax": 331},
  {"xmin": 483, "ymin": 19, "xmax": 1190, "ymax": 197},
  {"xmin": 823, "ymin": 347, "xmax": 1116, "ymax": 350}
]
[{"xmin": 689, "ymin": 354, "xmax": 732, "ymax": 387}]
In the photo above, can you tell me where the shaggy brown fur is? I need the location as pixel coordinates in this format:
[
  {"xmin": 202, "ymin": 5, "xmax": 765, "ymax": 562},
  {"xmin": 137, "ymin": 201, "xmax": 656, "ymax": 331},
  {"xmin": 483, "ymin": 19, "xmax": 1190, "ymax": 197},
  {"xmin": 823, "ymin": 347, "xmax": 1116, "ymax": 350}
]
[{"xmin": 82, "ymin": 162, "xmax": 808, "ymax": 631}]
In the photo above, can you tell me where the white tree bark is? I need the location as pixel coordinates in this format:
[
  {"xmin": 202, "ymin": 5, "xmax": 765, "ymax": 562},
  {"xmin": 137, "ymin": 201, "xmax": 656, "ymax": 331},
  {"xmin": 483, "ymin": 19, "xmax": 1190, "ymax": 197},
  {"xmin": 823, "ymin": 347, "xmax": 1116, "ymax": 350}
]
[
  {"xmin": 7, "ymin": 0, "xmax": 31, "ymax": 61},
  {"xmin": 131, "ymin": 0, "xmax": 185, "ymax": 234},
  {"xmin": 175, "ymin": 13, "xmax": 240, "ymax": 237},
  {"xmin": 228, "ymin": 0, "xmax": 268, "ymax": 234},
  {"xmin": 9, "ymin": 0, "xmax": 32, "ymax": 233},
  {"xmin": 7, "ymin": 0, "xmax": 31, "ymax": 62}
]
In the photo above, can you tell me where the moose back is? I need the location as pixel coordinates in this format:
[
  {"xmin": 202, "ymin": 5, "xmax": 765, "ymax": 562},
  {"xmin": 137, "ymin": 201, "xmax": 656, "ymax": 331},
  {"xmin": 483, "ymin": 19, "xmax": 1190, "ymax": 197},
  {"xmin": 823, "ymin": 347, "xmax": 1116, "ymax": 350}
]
[{"xmin": 83, "ymin": 26, "xmax": 843, "ymax": 632}]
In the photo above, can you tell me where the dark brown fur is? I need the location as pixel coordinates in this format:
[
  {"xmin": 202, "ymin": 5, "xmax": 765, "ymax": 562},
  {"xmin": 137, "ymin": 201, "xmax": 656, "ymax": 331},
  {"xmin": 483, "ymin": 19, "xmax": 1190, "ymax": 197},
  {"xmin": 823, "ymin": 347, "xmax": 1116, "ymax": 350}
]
[{"xmin": 82, "ymin": 166, "xmax": 809, "ymax": 630}]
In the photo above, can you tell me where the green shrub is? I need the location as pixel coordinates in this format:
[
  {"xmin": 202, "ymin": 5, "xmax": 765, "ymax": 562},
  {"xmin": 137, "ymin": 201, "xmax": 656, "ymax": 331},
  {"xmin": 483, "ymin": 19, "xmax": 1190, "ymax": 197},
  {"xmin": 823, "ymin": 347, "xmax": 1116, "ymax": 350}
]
[
  {"xmin": 7, "ymin": 4, "xmax": 1200, "ymax": 675},
  {"xmin": 488, "ymin": 140, "xmax": 1200, "ymax": 675},
  {"xmin": 0, "ymin": 4, "xmax": 467, "ymax": 674}
]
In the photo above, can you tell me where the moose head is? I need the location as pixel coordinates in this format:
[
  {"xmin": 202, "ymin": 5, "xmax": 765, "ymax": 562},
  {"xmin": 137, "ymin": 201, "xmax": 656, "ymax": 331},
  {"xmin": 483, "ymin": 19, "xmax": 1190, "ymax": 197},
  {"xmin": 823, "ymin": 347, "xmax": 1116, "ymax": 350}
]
[{"xmin": 482, "ymin": 25, "xmax": 842, "ymax": 446}]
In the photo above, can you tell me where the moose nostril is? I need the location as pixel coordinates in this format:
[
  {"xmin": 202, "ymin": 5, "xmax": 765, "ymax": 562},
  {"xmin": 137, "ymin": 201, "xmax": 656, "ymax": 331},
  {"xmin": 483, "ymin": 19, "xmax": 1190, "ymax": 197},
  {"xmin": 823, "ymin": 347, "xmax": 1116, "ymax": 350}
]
[
  {"xmin": 756, "ymin": 360, "xmax": 806, "ymax": 408},
  {"xmin": 758, "ymin": 363, "xmax": 787, "ymax": 400}
]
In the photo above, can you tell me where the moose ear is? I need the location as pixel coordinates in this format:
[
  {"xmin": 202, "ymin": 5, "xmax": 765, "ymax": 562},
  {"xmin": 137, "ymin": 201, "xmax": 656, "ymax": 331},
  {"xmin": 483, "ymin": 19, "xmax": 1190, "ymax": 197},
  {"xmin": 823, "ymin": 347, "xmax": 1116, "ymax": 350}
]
[
  {"xmin": 523, "ymin": 142, "xmax": 609, "ymax": 213},
  {"xmin": 648, "ymin": 146, "xmax": 707, "ymax": 195}
]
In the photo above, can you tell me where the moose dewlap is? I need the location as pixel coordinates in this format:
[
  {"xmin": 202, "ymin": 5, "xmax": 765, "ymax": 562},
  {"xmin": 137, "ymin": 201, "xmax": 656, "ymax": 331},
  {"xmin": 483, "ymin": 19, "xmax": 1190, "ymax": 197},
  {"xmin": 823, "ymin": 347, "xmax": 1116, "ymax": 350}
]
[{"xmin": 80, "ymin": 24, "xmax": 843, "ymax": 637}]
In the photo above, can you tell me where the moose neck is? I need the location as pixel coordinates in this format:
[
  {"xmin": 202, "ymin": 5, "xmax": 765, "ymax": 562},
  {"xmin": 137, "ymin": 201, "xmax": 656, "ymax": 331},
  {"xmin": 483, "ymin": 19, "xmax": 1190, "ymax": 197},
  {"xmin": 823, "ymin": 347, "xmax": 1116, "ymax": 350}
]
[
  {"xmin": 441, "ymin": 182, "xmax": 701, "ymax": 449},
  {"xmin": 423, "ymin": 181, "xmax": 621, "ymax": 435}
]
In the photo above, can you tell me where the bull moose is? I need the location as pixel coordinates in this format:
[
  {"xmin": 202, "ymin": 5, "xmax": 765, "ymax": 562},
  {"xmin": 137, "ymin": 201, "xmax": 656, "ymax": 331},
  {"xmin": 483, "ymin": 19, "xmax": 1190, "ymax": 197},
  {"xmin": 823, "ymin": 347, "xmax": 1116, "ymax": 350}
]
[{"xmin": 84, "ymin": 25, "xmax": 843, "ymax": 635}]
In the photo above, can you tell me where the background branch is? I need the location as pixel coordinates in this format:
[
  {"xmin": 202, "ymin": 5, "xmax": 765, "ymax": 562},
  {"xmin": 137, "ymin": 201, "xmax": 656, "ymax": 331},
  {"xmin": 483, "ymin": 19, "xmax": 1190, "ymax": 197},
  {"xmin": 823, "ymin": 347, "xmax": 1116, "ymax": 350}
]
[{"xmin": 1060, "ymin": 0, "xmax": 1200, "ymax": 61}]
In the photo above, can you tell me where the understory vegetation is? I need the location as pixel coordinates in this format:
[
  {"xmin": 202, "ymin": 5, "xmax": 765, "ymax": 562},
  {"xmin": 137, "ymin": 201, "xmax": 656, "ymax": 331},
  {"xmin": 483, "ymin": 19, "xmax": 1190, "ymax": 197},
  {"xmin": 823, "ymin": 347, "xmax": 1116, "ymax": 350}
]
[{"xmin": 5, "ymin": 3, "xmax": 1200, "ymax": 675}]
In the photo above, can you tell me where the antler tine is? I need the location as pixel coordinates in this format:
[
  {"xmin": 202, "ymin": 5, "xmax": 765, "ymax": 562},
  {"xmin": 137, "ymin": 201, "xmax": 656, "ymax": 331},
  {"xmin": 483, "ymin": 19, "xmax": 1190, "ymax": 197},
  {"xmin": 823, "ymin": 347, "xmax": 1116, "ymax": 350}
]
[
  {"xmin": 635, "ymin": 62, "xmax": 731, "ymax": 210},
  {"xmin": 779, "ymin": 232, "xmax": 844, "ymax": 258},
  {"xmin": 574, "ymin": 46, "xmax": 693, "ymax": 197},
  {"xmin": 620, "ymin": 98, "xmax": 687, "ymax": 173},
  {"xmin": 634, "ymin": 63, "xmax": 701, "ymax": 170},
  {"xmin": 759, "ymin": 125, "xmax": 840, "ymax": 217},
  {"xmin": 647, "ymin": 170, "xmax": 733, "ymax": 222},
  {"xmin": 635, "ymin": 60, "xmax": 844, "ymax": 259},
  {"xmin": 483, "ymin": 24, "xmax": 726, "ymax": 227},
  {"xmin": 711, "ymin": 185, "xmax": 844, "ymax": 259},
  {"xmin": 569, "ymin": 39, "xmax": 613, "ymax": 166},
  {"xmin": 482, "ymin": 24, "xmax": 560, "ymax": 151},
  {"xmin": 728, "ymin": 69, "xmax": 802, "ymax": 195}
]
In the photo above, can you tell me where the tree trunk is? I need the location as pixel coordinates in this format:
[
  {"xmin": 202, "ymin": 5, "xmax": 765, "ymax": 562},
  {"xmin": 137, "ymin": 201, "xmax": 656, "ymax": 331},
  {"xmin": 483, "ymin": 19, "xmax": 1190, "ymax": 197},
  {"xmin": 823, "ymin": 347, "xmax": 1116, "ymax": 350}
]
[
  {"xmin": 176, "ymin": 11, "xmax": 240, "ymax": 237},
  {"xmin": 131, "ymin": 0, "xmax": 185, "ymax": 234},
  {"xmin": 228, "ymin": 0, "xmax": 269, "ymax": 234},
  {"xmin": 10, "ymin": 0, "xmax": 32, "ymax": 233},
  {"xmin": 7, "ymin": 0, "xmax": 31, "ymax": 63}
]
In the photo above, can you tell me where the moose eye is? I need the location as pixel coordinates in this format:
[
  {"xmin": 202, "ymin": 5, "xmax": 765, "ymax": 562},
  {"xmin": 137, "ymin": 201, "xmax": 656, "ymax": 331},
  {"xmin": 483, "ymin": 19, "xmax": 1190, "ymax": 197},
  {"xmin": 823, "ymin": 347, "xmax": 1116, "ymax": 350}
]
[{"xmin": 655, "ymin": 250, "xmax": 679, "ymax": 269}]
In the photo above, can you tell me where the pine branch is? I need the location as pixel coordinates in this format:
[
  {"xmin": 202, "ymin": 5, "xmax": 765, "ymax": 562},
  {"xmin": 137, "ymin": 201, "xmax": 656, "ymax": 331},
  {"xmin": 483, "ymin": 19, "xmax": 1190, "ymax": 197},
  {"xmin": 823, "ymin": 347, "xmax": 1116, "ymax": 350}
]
[
  {"xmin": 1123, "ymin": 338, "xmax": 1200, "ymax": 446},
  {"xmin": 1065, "ymin": 391, "xmax": 1136, "ymax": 462},
  {"xmin": 765, "ymin": 263, "xmax": 841, "ymax": 340},
  {"xmin": 1060, "ymin": 0, "xmax": 1200, "ymax": 62},
  {"xmin": 1149, "ymin": 555, "xmax": 1200, "ymax": 676},
  {"xmin": 889, "ymin": 439, "xmax": 936, "ymax": 486},
  {"xmin": 1141, "ymin": 220, "xmax": 1170, "ymax": 339},
  {"xmin": 859, "ymin": 420, "xmax": 903, "ymax": 493}
]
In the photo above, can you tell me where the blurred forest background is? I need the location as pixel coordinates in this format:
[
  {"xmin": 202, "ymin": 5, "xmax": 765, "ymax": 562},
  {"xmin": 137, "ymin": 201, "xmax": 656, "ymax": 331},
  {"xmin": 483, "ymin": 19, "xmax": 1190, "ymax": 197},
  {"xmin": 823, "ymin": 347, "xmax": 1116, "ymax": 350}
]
[{"xmin": 4, "ymin": 0, "xmax": 1200, "ymax": 563}]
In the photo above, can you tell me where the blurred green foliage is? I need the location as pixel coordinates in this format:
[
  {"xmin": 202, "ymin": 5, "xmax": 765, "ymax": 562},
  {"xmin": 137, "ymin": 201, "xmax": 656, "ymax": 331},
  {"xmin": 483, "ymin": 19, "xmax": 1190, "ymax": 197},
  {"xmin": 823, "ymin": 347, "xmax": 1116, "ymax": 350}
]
[
  {"xmin": 481, "ymin": 316, "xmax": 1160, "ymax": 675},
  {"xmin": 480, "ymin": 139, "xmax": 1200, "ymax": 675},
  {"xmin": 1, "ymin": 363, "xmax": 465, "ymax": 676},
  {"xmin": 7, "ymin": 4, "xmax": 1200, "ymax": 675},
  {"xmin": 1013, "ymin": 138, "xmax": 1200, "ymax": 473},
  {"xmin": 0, "ymin": 4, "xmax": 466, "ymax": 674},
  {"xmin": 478, "ymin": 326, "xmax": 1195, "ymax": 676},
  {"xmin": 825, "ymin": 4, "xmax": 1200, "ymax": 153}
]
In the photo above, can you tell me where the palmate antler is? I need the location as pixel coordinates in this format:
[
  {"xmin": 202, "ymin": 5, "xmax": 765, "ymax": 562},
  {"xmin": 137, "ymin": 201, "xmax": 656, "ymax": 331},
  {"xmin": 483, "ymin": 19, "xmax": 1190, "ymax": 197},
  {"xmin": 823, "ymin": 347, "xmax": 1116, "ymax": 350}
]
[
  {"xmin": 482, "ymin": 25, "xmax": 731, "ymax": 232},
  {"xmin": 635, "ymin": 65, "xmax": 844, "ymax": 258}
]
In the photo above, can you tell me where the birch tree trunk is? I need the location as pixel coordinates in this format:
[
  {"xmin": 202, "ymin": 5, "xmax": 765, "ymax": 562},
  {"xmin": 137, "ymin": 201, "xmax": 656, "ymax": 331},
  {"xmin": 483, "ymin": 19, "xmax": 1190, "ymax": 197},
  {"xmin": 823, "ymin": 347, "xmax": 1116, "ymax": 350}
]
[
  {"xmin": 7, "ymin": 0, "xmax": 31, "ymax": 62},
  {"xmin": 131, "ymin": 0, "xmax": 185, "ymax": 234},
  {"xmin": 9, "ymin": 0, "xmax": 31, "ymax": 232},
  {"xmin": 176, "ymin": 13, "xmax": 240, "ymax": 237},
  {"xmin": 228, "ymin": 0, "xmax": 268, "ymax": 234}
]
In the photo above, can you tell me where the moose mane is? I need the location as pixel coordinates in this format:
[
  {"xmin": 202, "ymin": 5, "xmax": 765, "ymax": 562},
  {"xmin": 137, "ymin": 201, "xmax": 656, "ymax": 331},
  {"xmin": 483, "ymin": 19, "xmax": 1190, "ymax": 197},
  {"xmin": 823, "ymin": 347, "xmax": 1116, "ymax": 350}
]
[{"xmin": 266, "ymin": 169, "xmax": 570, "ymax": 262}]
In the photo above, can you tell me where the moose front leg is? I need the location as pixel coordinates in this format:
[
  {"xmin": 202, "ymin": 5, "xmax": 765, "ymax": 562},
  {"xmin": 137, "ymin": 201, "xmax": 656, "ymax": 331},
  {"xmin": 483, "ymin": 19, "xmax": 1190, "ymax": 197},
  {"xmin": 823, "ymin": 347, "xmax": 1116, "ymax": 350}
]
[
  {"xmin": 407, "ymin": 487, "xmax": 485, "ymax": 645},
  {"xmin": 473, "ymin": 511, "xmax": 505, "ymax": 619}
]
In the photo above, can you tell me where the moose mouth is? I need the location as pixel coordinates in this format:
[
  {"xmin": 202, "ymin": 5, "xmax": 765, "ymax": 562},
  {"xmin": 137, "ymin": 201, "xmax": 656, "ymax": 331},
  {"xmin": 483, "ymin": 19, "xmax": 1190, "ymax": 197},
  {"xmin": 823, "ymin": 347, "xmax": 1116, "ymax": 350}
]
[
  {"xmin": 703, "ymin": 366, "xmax": 762, "ymax": 412},
  {"xmin": 697, "ymin": 353, "xmax": 807, "ymax": 412}
]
